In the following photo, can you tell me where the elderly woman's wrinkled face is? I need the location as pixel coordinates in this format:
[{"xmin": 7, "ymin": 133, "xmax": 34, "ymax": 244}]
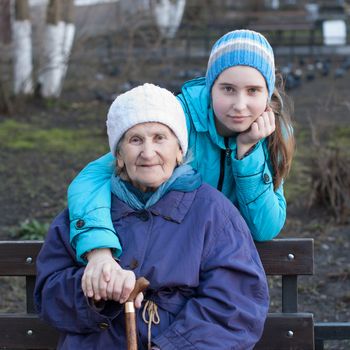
[{"xmin": 117, "ymin": 122, "xmax": 183, "ymax": 192}]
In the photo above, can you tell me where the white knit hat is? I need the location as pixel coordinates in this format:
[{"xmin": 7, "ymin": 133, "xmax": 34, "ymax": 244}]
[{"xmin": 106, "ymin": 83, "xmax": 188, "ymax": 156}]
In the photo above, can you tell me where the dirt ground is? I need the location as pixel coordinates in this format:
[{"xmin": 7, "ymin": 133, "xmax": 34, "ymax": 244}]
[{"xmin": 0, "ymin": 52, "xmax": 349, "ymax": 349}]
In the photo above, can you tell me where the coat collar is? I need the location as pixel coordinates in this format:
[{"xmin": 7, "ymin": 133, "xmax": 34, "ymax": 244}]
[
  {"xmin": 111, "ymin": 189, "xmax": 198, "ymax": 224},
  {"xmin": 180, "ymin": 77, "xmax": 210, "ymax": 133}
]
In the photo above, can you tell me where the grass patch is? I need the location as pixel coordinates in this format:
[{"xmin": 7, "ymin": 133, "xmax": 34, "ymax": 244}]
[
  {"xmin": 10, "ymin": 219, "xmax": 49, "ymax": 240},
  {"xmin": 327, "ymin": 125, "xmax": 350, "ymax": 151},
  {"xmin": 0, "ymin": 119, "xmax": 107, "ymax": 154},
  {"xmin": 284, "ymin": 147, "xmax": 310, "ymax": 204},
  {"xmin": 285, "ymin": 123, "xmax": 350, "ymax": 206}
]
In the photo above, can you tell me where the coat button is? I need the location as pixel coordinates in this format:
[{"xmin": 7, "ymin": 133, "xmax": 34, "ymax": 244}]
[
  {"xmin": 130, "ymin": 258, "xmax": 139, "ymax": 270},
  {"xmin": 263, "ymin": 173, "xmax": 270, "ymax": 183},
  {"xmin": 75, "ymin": 219, "xmax": 85, "ymax": 229},
  {"xmin": 136, "ymin": 211, "xmax": 149, "ymax": 221},
  {"xmin": 99, "ymin": 322, "xmax": 109, "ymax": 330}
]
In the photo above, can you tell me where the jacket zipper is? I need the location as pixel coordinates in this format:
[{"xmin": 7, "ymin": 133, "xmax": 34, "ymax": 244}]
[{"xmin": 217, "ymin": 138, "xmax": 232, "ymax": 191}]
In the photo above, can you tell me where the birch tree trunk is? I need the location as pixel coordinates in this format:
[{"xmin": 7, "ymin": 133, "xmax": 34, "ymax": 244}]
[
  {"xmin": 38, "ymin": 0, "xmax": 63, "ymax": 97},
  {"xmin": 39, "ymin": 0, "xmax": 75, "ymax": 98},
  {"xmin": 13, "ymin": 0, "xmax": 33, "ymax": 95},
  {"xmin": 59, "ymin": 0, "xmax": 75, "ymax": 96},
  {"xmin": 152, "ymin": 0, "xmax": 186, "ymax": 39}
]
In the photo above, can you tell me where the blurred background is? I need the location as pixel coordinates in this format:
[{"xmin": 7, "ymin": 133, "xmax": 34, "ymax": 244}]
[{"xmin": 0, "ymin": 1, "xmax": 350, "ymax": 349}]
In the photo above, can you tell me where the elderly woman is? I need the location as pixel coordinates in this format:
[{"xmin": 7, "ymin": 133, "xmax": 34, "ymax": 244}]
[{"xmin": 34, "ymin": 84, "xmax": 269, "ymax": 350}]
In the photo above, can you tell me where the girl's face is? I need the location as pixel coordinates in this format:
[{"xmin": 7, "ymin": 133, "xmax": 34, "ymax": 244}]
[{"xmin": 211, "ymin": 65, "xmax": 269, "ymax": 137}]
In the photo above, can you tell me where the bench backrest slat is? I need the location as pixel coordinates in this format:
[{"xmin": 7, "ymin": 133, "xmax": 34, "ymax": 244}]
[
  {"xmin": 255, "ymin": 313, "xmax": 314, "ymax": 350},
  {"xmin": 0, "ymin": 238, "xmax": 314, "ymax": 276},
  {"xmin": 0, "ymin": 241, "xmax": 40, "ymax": 276},
  {"xmin": 0, "ymin": 313, "xmax": 314, "ymax": 350},
  {"xmin": 0, "ymin": 314, "xmax": 59, "ymax": 349},
  {"xmin": 255, "ymin": 238, "xmax": 314, "ymax": 275}
]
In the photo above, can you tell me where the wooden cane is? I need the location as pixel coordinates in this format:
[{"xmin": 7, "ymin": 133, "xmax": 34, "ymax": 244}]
[{"xmin": 125, "ymin": 277, "xmax": 150, "ymax": 350}]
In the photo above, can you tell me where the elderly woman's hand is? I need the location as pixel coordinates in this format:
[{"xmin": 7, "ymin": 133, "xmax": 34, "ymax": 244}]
[{"xmin": 82, "ymin": 249, "xmax": 143, "ymax": 307}]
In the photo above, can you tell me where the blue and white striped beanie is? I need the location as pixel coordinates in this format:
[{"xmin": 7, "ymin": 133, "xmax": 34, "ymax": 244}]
[{"xmin": 206, "ymin": 29, "xmax": 275, "ymax": 99}]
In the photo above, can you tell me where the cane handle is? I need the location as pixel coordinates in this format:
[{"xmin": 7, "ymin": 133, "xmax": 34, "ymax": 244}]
[{"xmin": 127, "ymin": 277, "xmax": 150, "ymax": 302}]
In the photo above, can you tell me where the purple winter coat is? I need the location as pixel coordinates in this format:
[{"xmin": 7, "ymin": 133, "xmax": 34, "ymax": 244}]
[{"xmin": 34, "ymin": 183, "xmax": 269, "ymax": 350}]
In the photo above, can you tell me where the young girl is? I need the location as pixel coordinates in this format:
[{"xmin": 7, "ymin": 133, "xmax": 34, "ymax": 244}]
[{"xmin": 68, "ymin": 29, "xmax": 294, "ymax": 300}]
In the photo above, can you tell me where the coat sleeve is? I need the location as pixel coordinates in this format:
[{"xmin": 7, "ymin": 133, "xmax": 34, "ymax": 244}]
[
  {"xmin": 34, "ymin": 211, "xmax": 121, "ymax": 334},
  {"xmin": 153, "ymin": 209, "xmax": 269, "ymax": 350},
  {"xmin": 67, "ymin": 152, "xmax": 122, "ymax": 263},
  {"xmin": 232, "ymin": 140, "xmax": 286, "ymax": 241}
]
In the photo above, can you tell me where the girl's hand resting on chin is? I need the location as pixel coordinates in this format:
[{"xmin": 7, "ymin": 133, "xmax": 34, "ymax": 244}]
[{"xmin": 236, "ymin": 107, "xmax": 275, "ymax": 159}]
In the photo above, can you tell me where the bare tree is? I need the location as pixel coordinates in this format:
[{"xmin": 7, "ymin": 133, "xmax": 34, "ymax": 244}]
[
  {"xmin": 38, "ymin": 0, "xmax": 75, "ymax": 97},
  {"xmin": 152, "ymin": 0, "xmax": 186, "ymax": 39},
  {"xmin": 13, "ymin": 0, "xmax": 33, "ymax": 95},
  {"xmin": 59, "ymin": 0, "xmax": 75, "ymax": 95}
]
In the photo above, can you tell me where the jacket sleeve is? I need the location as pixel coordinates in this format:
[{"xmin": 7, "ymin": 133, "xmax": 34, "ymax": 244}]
[
  {"xmin": 34, "ymin": 211, "xmax": 122, "ymax": 334},
  {"xmin": 232, "ymin": 140, "xmax": 286, "ymax": 241},
  {"xmin": 67, "ymin": 152, "xmax": 122, "ymax": 263},
  {"xmin": 153, "ymin": 210, "xmax": 269, "ymax": 350}
]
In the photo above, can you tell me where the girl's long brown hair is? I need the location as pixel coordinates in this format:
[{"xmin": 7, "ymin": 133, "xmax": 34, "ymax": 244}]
[{"xmin": 268, "ymin": 73, "xmax": 295, "ymax": 190}]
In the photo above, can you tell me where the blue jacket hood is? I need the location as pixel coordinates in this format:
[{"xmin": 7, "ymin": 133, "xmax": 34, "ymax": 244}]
[
  {"xmin": 178, "ymin": 77, "xmax": 230, "ymax": 150},
  {"xmin": 178, "ymin": 77, "xmax": 211, "ymax": 133}
]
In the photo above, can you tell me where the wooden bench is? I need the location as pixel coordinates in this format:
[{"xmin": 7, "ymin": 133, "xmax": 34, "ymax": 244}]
[{"xmin": 0, "ymin": 238, "xmax": 315, "ymax": 349}]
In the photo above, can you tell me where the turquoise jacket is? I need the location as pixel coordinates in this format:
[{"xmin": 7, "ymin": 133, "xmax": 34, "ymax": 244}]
[{"xmin": 68, "ymin": 77, "xmax": 286, "ymax": 262}]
